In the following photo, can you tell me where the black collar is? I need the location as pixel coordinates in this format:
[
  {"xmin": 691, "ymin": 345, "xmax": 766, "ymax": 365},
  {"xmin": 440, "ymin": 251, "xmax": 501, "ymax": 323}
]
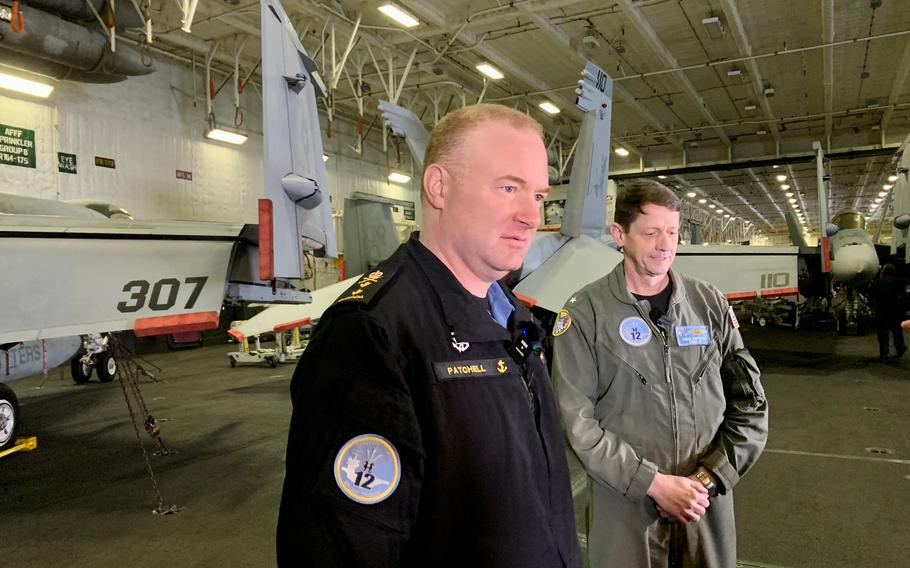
[{"xmin": 406, "ymin": 232, "xmax": 534, "ymax": 342}]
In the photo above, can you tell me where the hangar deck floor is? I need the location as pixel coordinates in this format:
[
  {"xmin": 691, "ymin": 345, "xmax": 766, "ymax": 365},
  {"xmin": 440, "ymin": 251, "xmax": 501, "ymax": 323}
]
[{"xmin": 2, "ymin": 324, "xmax": 908, "ymax": 567}]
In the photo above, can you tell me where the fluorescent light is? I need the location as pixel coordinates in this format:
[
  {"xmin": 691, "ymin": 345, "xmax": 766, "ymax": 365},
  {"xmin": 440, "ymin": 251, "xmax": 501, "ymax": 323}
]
[
  {"xmin": 708, "ymin": 204, "xmax": 716, "ymax": 208},
  {"xmin": 776, "ymin": 174, "xmax": 787, "ymax": 182},
  {"xmin": 322, "ymin": 154, "xmax": 329, "ymax": 162},
  {"xmin": 883, "ymin": 184, "xmax": 893, "ymax": 190},
  {"xmin": 724, "ymin": 214, "xmax": 731, "ymax": 218},
  {"xmin": 785, "ymin": 192, "xmax": 794, "ymax": 197},
  {"xmin": 538, "ymin": 101, "xmax": 561, "ymax": 115},
  {"xmin": 388, "ymin": 172, "xmax": 411, "ymax": 183},
  {"xmin": 875, "ymin": 197, "xmax": 882, "ymax": 203},
  {"xmin": 614, "ymin": 147, "xmax": 630, "ymax": 157},
  {"xmin": 205, "ymin": 127, "xmax": 247, "ymax": 145},
  {"xmin": 475, "ymin": 63, "xmax": 504, "ymax": 80},
  {"xmin": 888, "ymin": 175, "xmax": 898, "ymax": 182},
  {"xmin": 0, "ymin": 72, "xmax": 54, "ymax": 98},
  {"xmin": 698, "ymin": 198, "xmax": 707, "ymax": 204},
  {"xmin": 686, "ymin": 192, "xmax": 697, "ymax": 198},
  {"xmin": 378, "ymin": 4, "xmax": 419, "ymax": 28},
  {"xmin": 878, "ymin": 191, "xmax": 888, "ymax": 197},
  {"xmin": 780, "ymin": 184, "xmax": 790, "ymax": 190},
  {"xmin": 727, "ymin": 68, "xmax": 742, "ymax": 77},
  {"xmin": 788, "ymin": 198, "xmax": 797, "ymax": 204},
  {"xmin": 744, "ymin": 104, "xmax": 757, "ymax": 111},
  {"xmin": 658, "ymin": 175, "xmax": 667, "ymax": 179},
  {"xmin": 772, "ymin": 164, "xmax": 779, "ymax": 169}
]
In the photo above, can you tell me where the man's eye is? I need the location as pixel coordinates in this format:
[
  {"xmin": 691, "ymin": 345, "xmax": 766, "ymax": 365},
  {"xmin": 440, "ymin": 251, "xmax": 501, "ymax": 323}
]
[
  {"xmin": 535, "ymin": 193, "xmax": 546, "ymax": 202},
  {"xmin": 500, "ymin": 186, "xmax": 517, "ymax": 193}
]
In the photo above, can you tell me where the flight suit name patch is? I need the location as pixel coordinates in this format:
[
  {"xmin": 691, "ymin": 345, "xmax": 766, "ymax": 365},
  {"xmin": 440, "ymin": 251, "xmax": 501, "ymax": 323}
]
[
  {"xmin": 675, "ymin": 325, "xmax": 711, "ymax": 346},
  {"xmin": 433, "ymin": 358, "xmax": 510, "ymax": 380}
]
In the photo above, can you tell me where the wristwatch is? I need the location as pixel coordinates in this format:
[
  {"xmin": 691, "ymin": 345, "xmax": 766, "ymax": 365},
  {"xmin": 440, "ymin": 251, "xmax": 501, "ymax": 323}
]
[{"xmin": 693, "ymin": 467, "xmax": 717, "ymax": 496}]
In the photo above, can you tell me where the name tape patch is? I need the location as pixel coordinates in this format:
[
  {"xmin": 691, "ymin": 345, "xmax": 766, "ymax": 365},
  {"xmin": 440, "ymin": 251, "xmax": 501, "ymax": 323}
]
[
  {"xmin": 334, "ymin": 434, "xmax": 401, "ymax": 505},
  {"xmin": 619, "ymin": 316, "xmax": 651, "ymax": 347},
  {"xmin": 433, "ymin": 358, "xmax": 510, "ymax": 380},
  {"xmin": 675, "ymin": 325, "xmax": 711, "ymax": 347}
]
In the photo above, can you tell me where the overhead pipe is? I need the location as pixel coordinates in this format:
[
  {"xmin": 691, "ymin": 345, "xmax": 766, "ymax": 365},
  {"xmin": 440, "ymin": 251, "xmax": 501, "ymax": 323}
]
[{"xmin": 0, "ymin": 4, "xmax": 153, "ymax": 76}]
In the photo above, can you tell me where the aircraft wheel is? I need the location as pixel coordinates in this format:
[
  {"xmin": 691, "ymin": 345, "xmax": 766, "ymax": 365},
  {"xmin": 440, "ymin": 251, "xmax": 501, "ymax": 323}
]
[
  {"xmin": 229, "ymin": 357, "xmax": 236, "ymax": 368},
  {"xmin": 71, "ymin": 353, "xmax": 93, "ymax": 384},
  {"xmin": 759, "ymin": 317, "xmax": 767, "ymax": 327},
  {"xmin": 268, "ymin": 356, "xmax": 278, "ymax": 369},
  {"xmin": 95, "ymin": 352, "xmax": 117, "ymax": 383},
  {"xmin": 0, "ymin": 383, "xmax": 19, "ymax": 451}
]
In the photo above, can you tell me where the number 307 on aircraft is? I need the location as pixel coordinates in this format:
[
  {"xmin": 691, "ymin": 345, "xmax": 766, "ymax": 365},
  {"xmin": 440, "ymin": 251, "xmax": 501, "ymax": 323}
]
[{"xmin": 117, "ymin": 276, "xmax": 208, "ymax": 313}]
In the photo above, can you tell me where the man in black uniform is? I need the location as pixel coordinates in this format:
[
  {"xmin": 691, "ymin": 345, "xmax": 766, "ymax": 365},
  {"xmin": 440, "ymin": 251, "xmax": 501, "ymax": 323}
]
[
  {"xmin": 276, "ymin": 104, "xmax": 581, "ymax": 567},
  {"xmin": 870, "ymin": 263, "xmax": 907, "ymax": 358}
]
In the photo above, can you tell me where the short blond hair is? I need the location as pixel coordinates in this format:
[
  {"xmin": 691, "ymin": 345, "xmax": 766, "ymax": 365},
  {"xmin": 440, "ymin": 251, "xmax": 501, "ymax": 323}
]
[{"xmin": 422, "ymin": 104, "xmax": 544, "ymax": 183}]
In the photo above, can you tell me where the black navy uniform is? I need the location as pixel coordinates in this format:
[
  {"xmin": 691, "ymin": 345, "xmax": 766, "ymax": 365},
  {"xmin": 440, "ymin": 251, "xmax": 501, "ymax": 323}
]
[{"xmin": 277, "ymin": 233, "xmax": 581, "ymax": 568}]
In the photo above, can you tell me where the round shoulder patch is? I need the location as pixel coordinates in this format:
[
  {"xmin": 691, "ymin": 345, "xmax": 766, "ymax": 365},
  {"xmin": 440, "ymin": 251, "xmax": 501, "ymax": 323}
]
[
  {"xmin": 618, "ymin": 316, "xmax": 651, "ymax": 347},
  {"xmin": 552, "ymin": 309, "xmax": 573, "ymax": 336},
  {"xmin": 334, "ymin": 434, "xmax": 401, "ymax": 505}
]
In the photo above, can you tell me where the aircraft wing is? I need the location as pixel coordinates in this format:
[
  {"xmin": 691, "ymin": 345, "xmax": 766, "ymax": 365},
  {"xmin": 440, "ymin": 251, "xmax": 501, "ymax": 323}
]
[
  {"xmin": 228, "ymin": 275, "xmax": 362, "ymax": 340},
  {"xmin": 516, "ymin": 240, "xmax": 799, "ymax": 313},
  {"xmin": 377, "ymin": 100, "xmax": 429, "ymax": 170}
]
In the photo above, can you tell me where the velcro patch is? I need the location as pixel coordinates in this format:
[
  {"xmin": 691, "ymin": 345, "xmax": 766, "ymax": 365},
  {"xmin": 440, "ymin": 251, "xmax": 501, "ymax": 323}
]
[
  {"xmin": 433, "ymin": 358, "xmax": 510, "ymax": 380},
  {"xmin": 334, "ymin": 434, "xmax": 401, "ymax": 505}
]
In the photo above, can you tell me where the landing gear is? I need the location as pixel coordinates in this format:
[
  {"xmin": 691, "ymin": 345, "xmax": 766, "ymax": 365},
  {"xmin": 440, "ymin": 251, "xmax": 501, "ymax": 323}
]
[
  {"xmin": 0, "ymin": 383, "xmax": 19, "ymax": 452},
  {"xmin": 70, "ymin": 334, "xmax": 118, "ymax": 384}
]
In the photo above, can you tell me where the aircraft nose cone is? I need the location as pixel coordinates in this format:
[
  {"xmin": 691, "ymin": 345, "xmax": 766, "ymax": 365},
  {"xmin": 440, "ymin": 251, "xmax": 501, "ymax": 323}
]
[{"xmin": 830, "ymin": 244, "xmax": 879, "ymax": 287}]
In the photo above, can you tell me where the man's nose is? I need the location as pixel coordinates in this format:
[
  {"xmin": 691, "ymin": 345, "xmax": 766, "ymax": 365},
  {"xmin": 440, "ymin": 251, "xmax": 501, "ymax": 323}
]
[
  {"xmin": 516, "ymin": 193, "xmax": 541, "ymax": 228},
  {"xmin": 658, "ymin": 231, "xmax": 675, "ymax": 249}
]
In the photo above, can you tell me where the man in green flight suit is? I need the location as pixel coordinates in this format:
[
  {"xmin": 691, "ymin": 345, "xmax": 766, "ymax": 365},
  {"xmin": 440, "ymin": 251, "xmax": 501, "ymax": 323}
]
[{"xmin": 552, "ymin": 179, "xmax": 769, "ymax": 567}]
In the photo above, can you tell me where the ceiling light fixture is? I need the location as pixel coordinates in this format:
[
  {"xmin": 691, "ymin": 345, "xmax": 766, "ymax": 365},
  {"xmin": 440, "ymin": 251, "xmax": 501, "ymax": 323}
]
[
  {"xmin": 388, "ymin": 172, "xmax": 411, "ymax": 183},
  {"xmin": 378, "ymin": 3, "xmax": 419, "ymax": 28},
  {"xmin": 538, "ymin": 101, "xmax": 561, "ymax": 115},
  {"xmin": 780, "ymin": 184, "xmax": 790, "ymax": 190},
  {"xmin": 785, "ymin": 192, "xmax": 794, "ymax": 197},
  {"xmin": 874, "ymin": 197, "xmax": 883, "ymax": 203},
  {"xmin": 776, "ymin": 174, "xmax": 786, "ymax": 182},
  {"xmin": 475, "ymin": 63, "xmax": 504, "ymax": 80},
  {"xmin": 614, "ymin": 146, "xmax": 630, "ymax": 157},
  {"xmin": 883, "ymin": 184, "xmax": 893, "ymax": 190},
  {"xmin": 698, "ymin": 198, "xmax": 707, "ymax": 204},
  {"xmin": 788, "ymin": 198, "xmax": 797, "ymax": 204},
  {"xmin": 322, "ymin": 154, "xmax": 329, "ymax": 162},
  {"xmin": 658, "ymin": 175, "xmax": 667, "ymax": 179},
  {"xmin": 888, "ymin": 175, "xmax": 898, "ymax": 182},
  {"xmin": 0, "ymin": 72, "xmax": 54, "ymax": 98},
  {"xmin": 205, "ymin": 127, "xmax": 247, "ymax": 145},
  {"xmin": 879, "ymin": 191, "xmax": 888, "ymax": 197}
]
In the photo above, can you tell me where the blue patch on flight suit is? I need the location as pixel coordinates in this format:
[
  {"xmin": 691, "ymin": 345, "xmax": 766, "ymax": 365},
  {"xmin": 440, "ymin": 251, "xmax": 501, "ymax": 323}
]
[
  {"xmin": 618, "ymin": 316, "xmax": 651, "ymax": 346},
  {"xmin": 675, "ymin": 325, "xmax": 711, "ymax": 346},
  {"xmin": 333, "ymin": 434, "xmax": 401, "ymax": 505}
]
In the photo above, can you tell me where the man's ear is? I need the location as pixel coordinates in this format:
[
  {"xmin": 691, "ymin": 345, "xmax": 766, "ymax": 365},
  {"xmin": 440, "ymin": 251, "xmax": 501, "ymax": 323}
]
[
  {"xmin": 610, "ymin": 222, "xmax": 625, "ymax": 247},
  {"xmin": 422, "ymin": 164, "xmax": 448, "ymax": 210}
]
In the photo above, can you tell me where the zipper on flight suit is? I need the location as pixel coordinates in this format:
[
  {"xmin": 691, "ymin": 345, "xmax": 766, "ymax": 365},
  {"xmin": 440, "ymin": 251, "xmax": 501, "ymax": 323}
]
[
  {"xmin": 692, "ymin": 342, "xmax": 719, "ymax": 384},
  {"xmin": 633, "ymin": 302, "xmax": 681, "ymax": 475}
]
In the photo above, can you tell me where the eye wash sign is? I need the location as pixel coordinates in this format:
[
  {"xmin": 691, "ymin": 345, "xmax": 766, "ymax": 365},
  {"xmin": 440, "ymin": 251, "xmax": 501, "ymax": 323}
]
[{"xmin": 0, "ymin": 124, "xmax": 35, "ymax": 169}]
